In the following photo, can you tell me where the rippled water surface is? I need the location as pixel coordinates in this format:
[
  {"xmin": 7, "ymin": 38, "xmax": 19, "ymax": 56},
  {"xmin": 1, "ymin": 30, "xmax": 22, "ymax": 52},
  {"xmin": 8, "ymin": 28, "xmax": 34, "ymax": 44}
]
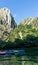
[{"xmin": 0, "ymin": 48, "xmax": 38, "ymax": 65}]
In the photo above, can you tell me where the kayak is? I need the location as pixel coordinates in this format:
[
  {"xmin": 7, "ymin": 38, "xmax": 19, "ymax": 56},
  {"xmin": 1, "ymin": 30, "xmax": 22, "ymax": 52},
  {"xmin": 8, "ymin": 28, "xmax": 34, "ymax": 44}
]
[
  {"xmin": 0, "ymin": 50, "xmax": 25, "ymax": 55},
  {"xmin": 5, "ymin": 50, "xmax": 14, "ymax": 55},
  {"xmin": 0, "ymin": 51, "xmax": 6, "ymax": 55},
  {"xmin": 14, "ymin": 50, "xmax": 25, "ymax": 55}
]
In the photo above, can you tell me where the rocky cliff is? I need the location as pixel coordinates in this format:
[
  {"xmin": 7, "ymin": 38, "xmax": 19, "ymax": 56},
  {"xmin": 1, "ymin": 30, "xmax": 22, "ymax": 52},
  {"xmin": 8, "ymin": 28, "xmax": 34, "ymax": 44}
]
[
  {"xmin": 20, "ymin": 17, "xmax": 38, "ymax": 30},
  {"xmin": 0, "ymin": 7, "xmax": 17, "ymax": 41}
]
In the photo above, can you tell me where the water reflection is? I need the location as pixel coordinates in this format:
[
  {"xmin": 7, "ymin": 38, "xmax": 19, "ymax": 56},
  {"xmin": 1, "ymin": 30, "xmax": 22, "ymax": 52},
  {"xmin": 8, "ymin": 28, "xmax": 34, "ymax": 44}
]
[{"xmin": 0, "ymin": 48, "xmax": 38, "ymax": 65}]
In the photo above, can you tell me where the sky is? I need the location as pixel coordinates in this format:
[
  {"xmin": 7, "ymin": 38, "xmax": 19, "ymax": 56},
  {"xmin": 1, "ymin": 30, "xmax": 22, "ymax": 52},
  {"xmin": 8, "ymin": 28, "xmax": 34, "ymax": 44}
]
[{"xmin": 0, "ymin": 0, "xmax": 38, "ymax": 24}]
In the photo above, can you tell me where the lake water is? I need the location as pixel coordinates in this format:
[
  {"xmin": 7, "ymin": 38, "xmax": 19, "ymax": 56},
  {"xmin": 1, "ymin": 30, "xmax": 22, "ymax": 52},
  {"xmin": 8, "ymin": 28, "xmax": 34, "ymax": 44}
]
[{"xmin": 0, "ymin": 48, "xmax": 38, "ymax": 65}]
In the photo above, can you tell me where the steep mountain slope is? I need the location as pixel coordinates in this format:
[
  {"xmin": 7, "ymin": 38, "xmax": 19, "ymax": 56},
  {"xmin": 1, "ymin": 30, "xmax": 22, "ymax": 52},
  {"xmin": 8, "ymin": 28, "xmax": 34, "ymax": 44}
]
[
  {"xmin": 8, "ymin": 17, "xmax": 38, "ymax": 48},
  {"xmin": 0, "ymin": 7, "xmax": 17, "ymax": 41},
  {"xmin": 9, "ymin": 17, "xmax": 38, "ymax": 39}
]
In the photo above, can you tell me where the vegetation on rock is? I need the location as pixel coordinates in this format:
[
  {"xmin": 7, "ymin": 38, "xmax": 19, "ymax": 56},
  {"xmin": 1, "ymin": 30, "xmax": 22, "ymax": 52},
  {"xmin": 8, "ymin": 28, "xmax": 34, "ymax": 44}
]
[
  {"xmin": 0, "ymin": 17, "xmax": 38, "ymax": 49},
  {"xmin": 0, "ymin": 8, "xmax": 38, "ymax": 50}
]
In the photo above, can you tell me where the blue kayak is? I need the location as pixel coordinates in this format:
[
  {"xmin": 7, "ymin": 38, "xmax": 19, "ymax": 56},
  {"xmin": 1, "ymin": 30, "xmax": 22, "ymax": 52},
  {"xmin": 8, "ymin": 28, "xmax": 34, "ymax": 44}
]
[
  {"xmin": 5, "ymin": 50, "xmax": 14, "ymax": 55},
  {"xmin": 14, "ymin": 50, "xmax": 25, "ymax": 55}
]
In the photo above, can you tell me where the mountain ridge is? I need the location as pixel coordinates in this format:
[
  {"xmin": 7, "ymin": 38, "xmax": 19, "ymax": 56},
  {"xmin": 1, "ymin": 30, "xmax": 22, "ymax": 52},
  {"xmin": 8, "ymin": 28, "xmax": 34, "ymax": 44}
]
[{"xmin": 20, "ymin": 17, "xmax": 38, "ymax": 30}]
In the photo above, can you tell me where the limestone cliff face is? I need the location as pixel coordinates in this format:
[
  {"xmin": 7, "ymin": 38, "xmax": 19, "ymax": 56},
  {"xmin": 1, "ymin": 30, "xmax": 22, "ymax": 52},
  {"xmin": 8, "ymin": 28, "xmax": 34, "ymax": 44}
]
[
  {"xmin": 20, "ymin": 17, "xmax": 38, "ymax": 30},
  {"xmin": 0, "ymin": 7, "xmax": 17, "ymax": 41},
  {"xmin": 0, "ymin": 7, "xmax": 17, "ymax": 28}
]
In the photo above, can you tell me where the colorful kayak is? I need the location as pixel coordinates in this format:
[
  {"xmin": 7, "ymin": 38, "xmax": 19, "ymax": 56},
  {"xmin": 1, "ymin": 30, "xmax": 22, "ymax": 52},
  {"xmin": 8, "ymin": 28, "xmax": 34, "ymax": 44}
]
[{"xmin": 0, "ymin": 50, "xmax": 25, "ymax": 55}]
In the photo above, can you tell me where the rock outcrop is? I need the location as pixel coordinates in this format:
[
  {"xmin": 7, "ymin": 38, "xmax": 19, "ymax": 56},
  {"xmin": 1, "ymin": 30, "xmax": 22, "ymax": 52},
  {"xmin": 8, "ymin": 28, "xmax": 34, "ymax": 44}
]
[
  {"xmin": 20, "ymin": 17, "xmax": 38, "ymax": 30},
  {"xmin": 0, "ymin": 7, "xmax": 17, "ymax": 41},
  {"xmin": 0, "ymin": 7, "xmax": 17, "ymax": 28}
]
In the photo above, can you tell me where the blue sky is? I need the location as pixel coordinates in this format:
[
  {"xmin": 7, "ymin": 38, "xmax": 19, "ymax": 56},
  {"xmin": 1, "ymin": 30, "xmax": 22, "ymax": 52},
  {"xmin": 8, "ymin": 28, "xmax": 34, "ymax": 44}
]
[{"xmin": 0, "ymin": 0, "xmax": 38, "ymax": 24}]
